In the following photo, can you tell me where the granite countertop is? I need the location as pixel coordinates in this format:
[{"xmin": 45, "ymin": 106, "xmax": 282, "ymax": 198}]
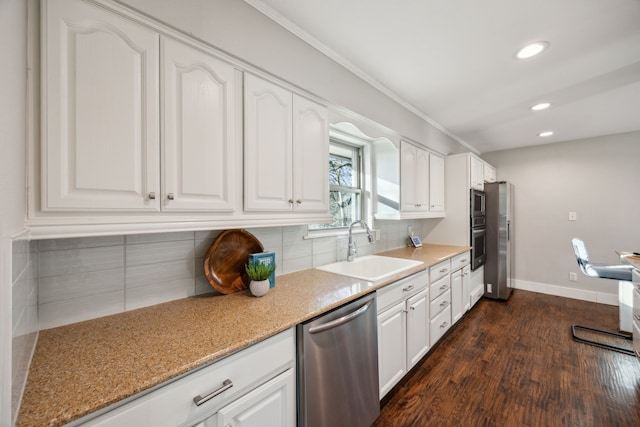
[{"xmin": 16, "ymin": 244, "xmax": 469, "ymax": 427}]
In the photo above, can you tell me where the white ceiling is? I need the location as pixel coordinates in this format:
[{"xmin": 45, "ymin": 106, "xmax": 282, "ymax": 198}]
[{"xmin": 247, "ymin": 0, "xmax": 640, "ymax": 153}]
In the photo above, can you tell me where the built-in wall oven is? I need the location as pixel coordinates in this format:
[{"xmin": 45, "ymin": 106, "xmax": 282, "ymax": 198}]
[
  {"xmin": 471, "ymin": 227, "xmax": 486, "ymax": 270},
  {"xmin": 470, "ymin": 189, "xmax": 486, "ymax": 270}
]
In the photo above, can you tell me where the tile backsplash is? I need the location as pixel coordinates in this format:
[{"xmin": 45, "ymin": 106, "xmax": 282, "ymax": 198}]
[
  {"xmin": 36, "ymin": 219, "xmax": 433, "ymax": 329},
  {"xmin": 11, "ymin": 236, "xmax": 38, "ymax": 425}
]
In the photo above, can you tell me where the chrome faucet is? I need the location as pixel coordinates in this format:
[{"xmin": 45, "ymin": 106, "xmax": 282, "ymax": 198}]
[{"xmin": 347, "ymin": 220, "xmax": 374, "ymax": 262}]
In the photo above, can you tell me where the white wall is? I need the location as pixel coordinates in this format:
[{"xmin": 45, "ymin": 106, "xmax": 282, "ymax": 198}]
[
  {"xmin": 481, "ymin": 131, "xmax": 640, "ymax": 301},
  {"xmin": 0, "ymin": 0, "xmax": 30, "ymax": 424},
  {"xmin": 119, "ymin": 0, "xmax": 465, "ymax": 156}
]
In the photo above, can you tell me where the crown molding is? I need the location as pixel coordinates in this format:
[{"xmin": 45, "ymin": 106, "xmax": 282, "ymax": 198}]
[{"xmin": 245, "ymin": 0, "xmax": 478, "ymax": 154}]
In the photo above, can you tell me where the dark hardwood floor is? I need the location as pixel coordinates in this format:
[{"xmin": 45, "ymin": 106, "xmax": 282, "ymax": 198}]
[{"xmin": 373, "ymin": 290, "xmax": 640, "ymax": 427}]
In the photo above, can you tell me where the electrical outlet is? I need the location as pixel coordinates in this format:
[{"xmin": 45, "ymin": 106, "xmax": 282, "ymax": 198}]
[
  {"xmin": 487, "ymin": 283, "xmax": 492, "ymax": 293},
  {"xmin": 407, "ymin": 226, "xmax": 412, "ymax": 236},
  {"xmin": 569, "ymin": 272, "xmax": 577, "ymax": 281},
  {"xmin": 568, "ymin": 212, "xmax": 577, "ymax": 221},
  {"xmin": 375, "ymin": 229, "xmax": 380, "ymax": 241}
]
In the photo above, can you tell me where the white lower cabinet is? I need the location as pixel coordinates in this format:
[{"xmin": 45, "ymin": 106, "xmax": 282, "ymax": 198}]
[
  {"xmin": 451, "ymin": 252, "xmax": 471, "ymax": 323},
  {"xmin": 406, "ymin": 289, "xmax": 430, "ymax": 368},
  {"xmin": 376, "ymin": 271, "xmax": 429, "ymax": 398},
  {"xmin": 470, "ymin": 266, "xmax": 485, "ymax": 308},
  {"xmin": 83, "ymin": 329, "xmax": 295, "ymax": 427},
  {"xmin": 201, "ymin": 369, "xmax": 294, "ymax": 427}
]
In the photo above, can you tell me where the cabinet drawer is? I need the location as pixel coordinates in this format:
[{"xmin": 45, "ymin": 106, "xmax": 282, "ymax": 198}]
[
  {"xmin": 86, "ymin": 329, "xmax": 295, "ymax": 427},
  {"xmin": 430, "ymin": 275, "xmax": 450, "ymax": 301},
  {"xmin": 430, "ymin": 289, "xmax": 451, "ymax": 318},
  {"xmin": 377, "ymin": 270, "xmax": 428, "ymax": 313},
  {"xmin": 451, "ymin": 252, "xmax": 470, "ymax": 270},
  {"xmin": 430, "ymin": 307, "xmax": 451, "ymax": 346},
  {"xmin": 430, "ymin": 259, "xmax": 451, "ymax": 282}
]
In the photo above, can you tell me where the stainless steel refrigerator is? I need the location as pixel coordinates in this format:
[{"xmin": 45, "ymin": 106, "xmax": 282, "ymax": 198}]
[{"xmin": 484, "ymin": 181, "xmax": 514, "ymax": 300}]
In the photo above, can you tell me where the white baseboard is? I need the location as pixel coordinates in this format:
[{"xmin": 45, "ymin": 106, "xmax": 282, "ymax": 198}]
[{"xmin": 513, "ymin": 279, "xmax": 618, "ymax": 306}]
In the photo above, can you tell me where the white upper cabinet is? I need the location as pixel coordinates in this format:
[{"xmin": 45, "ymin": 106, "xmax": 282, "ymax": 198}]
[
  {"xmin": 374, "ymin": 139, "xmax": 445, "ymax": 220},
  {"xmin": 470, "ymin": 156, "xmax": 485, "ymax": 190},
  {"xmin": 292, "ymin": 95, "xmax": 329, "ymax": 212},
  {"xmin": 244, "ymin": 74, "xmax": 293, "ymax": 211},
  {"xmin": 161, "ymin": 36, "xmax": 236, "ymax": 212},
  {"xmin": 42, "ymin": 0, "xmax": 160, "ymax": 212},
  {"xmin": 429, "ymin": 153, "xmax": 445, "ymax": 213},
  {"xmin": 484, "ymin": 163, "xmax": 497, "ymax": 184},
  {"xmin": 244, "ymin": 73, "xmax": 328, "ymax": 213},
  {"xmin": 400, "ymin": 141, "xmax": 429, "ymax": 212}
]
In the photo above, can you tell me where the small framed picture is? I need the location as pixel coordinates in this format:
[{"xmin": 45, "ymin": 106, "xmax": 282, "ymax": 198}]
[{"xmin": 410, "ymin": 236, "xmax": 422, "ymax": 248}]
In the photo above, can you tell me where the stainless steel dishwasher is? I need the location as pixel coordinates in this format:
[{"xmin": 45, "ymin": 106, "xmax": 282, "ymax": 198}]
[{"xmin": 297, "ymin": 293, "xmax": 379, "ymax": 427}]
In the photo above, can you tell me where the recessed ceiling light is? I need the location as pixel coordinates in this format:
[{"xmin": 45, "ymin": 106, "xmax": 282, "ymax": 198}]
[
  {"xmin": 531, "ymin": 102, "xmax": 551, "ymax": 111},
  {"xmin": 538, "ymin": 131, "xmax": 554, "ymax": 137},
  {"xmin": 515, "ymin": 41, "xmax": 550, "ymax": 59}
]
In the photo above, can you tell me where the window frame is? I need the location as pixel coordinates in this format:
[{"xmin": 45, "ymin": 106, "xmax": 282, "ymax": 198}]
[{"xmin": 308, "ymin": 135, "xmax": 370, "ymax": 235}]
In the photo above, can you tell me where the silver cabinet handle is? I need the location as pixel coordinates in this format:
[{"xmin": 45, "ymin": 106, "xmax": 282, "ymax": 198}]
[
  {"xmin": 168, "ymin": 193, "xmax": 175, "ymax": 200},
  {"xmin": 148, "ymin": 192, "xmax": 156, "ymax": 200},
  {"xmin": 440, "ymin": 321, "xmax": 449, "ymax": 329},
  {"xmin": 309, "ymin": 299, "xmax": 373, "ymax": 334},
  {"xmin": 288, "ymin": 199, "xmax": 294, "ymax": 204},
  {"xmin": 439, "ymin": 268, "xmax": 448, "ymax": 273},
  {"xmin": 193, "ymin": 379, "xmax": 233, "ymax": 406},
  {"xmin": 459, "ymin": 259, "xmax": 467, "ymax": 263},
  {"xmin": 403, "ymin": 285, "xmax": 414, "ymax": 292},
  {"xmin": 410, "ymin": 306, "xmax": 415, "ymax": 311},
  {"xmin": 440, "ymin": 300, "xmax": 449, "ymax": 308},
  {"xmin": 439, "ymin": 284, "xmax": 448, "ymax": 291},
  {"xmin": 296, "ymin": 199, "xmax": 302, "ymax": 205}
]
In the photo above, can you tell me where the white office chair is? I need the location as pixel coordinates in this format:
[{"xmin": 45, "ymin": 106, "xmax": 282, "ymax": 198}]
[{"xmin": 570, "ymin": 238, "xmax": 634, "ymax": 355}]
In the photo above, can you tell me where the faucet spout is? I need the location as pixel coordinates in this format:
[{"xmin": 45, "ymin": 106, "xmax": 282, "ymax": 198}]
[{"xmin": 347, "ymin": 220, "xmax": 374, "ymax": 262}]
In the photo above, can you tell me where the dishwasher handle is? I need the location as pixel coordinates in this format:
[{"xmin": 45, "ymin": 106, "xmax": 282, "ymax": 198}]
[{"xmin": 308, "ymin": 299, "xmax": 374, "ymax": 334}]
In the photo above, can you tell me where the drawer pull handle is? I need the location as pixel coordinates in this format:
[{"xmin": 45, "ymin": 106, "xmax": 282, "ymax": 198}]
[
  {"xmin": 439, "ymin": 268, "xmax": 448, "ymax": 273},
  {"xmin": 439, "ymin": 284, "xmax": 448, "ymax": 291},
  {"xmin": 459, "ymin": 259, "xmax": 467, "ymax": 263},
  {"xmin": 440, "ymin": 300, "xmax": 449, "ymax": 308},
  {"xmin": 403, "ymin": 285, "xmax": 414, "ymax": 292},
  {"xmin": 168, "ymin": 193, "xmax": 175, "ymax": 200},
  {"xmin": 440, "ymin": 321, "xmax": 449, "ymax": 329},
  {"xmin": 148, "ymin": 192, "xmax": 156, "ymax": 200},
  {"xmin": 193, "ymin": 379, "xmax": 233, "ymax": 406}
]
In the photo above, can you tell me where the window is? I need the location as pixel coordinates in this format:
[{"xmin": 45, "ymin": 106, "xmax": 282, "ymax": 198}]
[{"xmin": 309, "ymin": 141, "xmax": 363, "ymax": 230}]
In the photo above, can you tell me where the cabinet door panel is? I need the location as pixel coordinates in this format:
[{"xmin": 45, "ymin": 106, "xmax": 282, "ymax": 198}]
[
  {"xmin": 377, "ymin": 301, "xmax": 407, "ymax": 398},
  {"xmin": 43, "ymin": 0, "xmax": 160, "ymax": 211},
  {"xmin": 292, "ymin": 95, "xmax": 328, "ymax": 212},
  {"xmin": 429, "ymin": 154, "xmax": 445, "ymax": 212},
  {"xmin": 462, "ymin": 265, "xmax": 471, "ymax": 312},
  {"xmin": 244, "ymin": 75, "xmax": 293, "ymax": 211},
  {"xmin": 451, "ymin": 269, "xmax": 463, "ymax": 323},
  {"xmin": 400, "ymin": 142, "xmax": 417, "ymax": 211},
  {"xmin": 407, "ymin": 289, "xmax": 429, "ymax": 369},
  {"xmin": 162, "ymin": 37, "xmax": 236, "ymax": 212},
  {"xmin": 415, "ymin": 148, "xmax": 430, "ymax": 209},
  {"xmin": 216, "ymin": 369, "xmax": 295, "ymax": 427}
]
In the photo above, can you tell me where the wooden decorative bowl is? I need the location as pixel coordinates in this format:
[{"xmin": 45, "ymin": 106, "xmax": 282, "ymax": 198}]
[{"xmin": 203, "ymin": 229, "xmax": 264, "ymax": 294}]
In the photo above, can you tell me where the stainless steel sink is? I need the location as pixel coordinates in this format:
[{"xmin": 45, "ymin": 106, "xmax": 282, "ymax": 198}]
[{"xmin": 315, "ymin": 255, "xmax": 423, "ymax": 282}]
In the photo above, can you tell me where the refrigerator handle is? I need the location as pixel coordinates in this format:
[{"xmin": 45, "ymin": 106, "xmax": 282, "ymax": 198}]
[{"xmin": 507, "ymin": 220, "xmax": 510, "ymax": 241}]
